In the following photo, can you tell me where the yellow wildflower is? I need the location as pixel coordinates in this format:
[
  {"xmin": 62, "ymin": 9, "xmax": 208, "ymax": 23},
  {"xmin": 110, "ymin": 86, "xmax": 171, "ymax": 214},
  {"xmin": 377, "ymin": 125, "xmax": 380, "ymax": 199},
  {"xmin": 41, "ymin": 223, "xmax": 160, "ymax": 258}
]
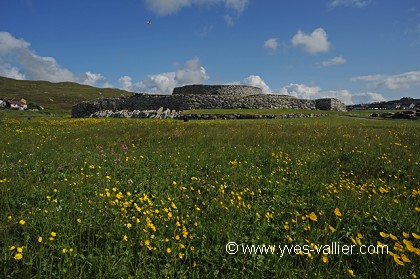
[
  {"xmin": 400, "ymin": 253, "xmax": 411, "ymax": 263},
  {"xmin": 19, "ymin": 220, "xmax": 25, "ymax": 225},
  {"xmin": 14, "ymin": 253, "xmax": 23, "ymax": 261},
  {"xmin": 347, "ymin": 269, "xmax": 355, "ymax": 277},
  {"xmin": 403, "ymin": 239, "xmax": 419, "ymax": 254},
  {"xmin": 308, "ymin": 212, "xmax": 317, "ymax": 222},
  {"xmin": 334, "ymin": 207, "xmax": 342, "ymax": 217},
  {"xmin": 392, "ymin": 254, "xmax": 404, "ymax": 266},
  {"xmin": 390, "ymin": 234, "xmax": 398, "ymax": 241},
  {"xmin": 380, "ymin": 232, "xmax": 389, "ymax": 238}
]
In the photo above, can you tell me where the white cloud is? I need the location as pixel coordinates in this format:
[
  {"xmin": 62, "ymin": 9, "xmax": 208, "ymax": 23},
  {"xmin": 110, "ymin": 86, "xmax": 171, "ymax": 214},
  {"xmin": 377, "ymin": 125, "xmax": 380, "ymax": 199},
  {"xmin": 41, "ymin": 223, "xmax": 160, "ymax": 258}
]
[
  {"xmin": 328, "ymin": 0, "xmax": 371, "ymax": 8},
  {"xmin": 121, "ymin": 68, "xmax": 384, "ymax": 105},
  {"xmin": 224, "ymin": 0, "xmax": 248, "ymax": 13},
  {"xmin": 0, "ymin": 31, "xmax": 111, "ymax": 87},
  {"xmin": 224, "ymin": 14, "xmax": 235, "ymax": 27},
  {"xmin": 137, "ymin": 72, "xmax": 178, "ymax": 93},
  {"xmin": 0, "ymin": 64, "xmax": 26, "ymax": 80},
  {"xmin": 175, "ymin": 57, "xmax": 209, "ymax": 84},
  {"xmin": 17, "ymin": 51, "xmax": 75, "ymax": 82},
  {"xmin": 291, "ymin": 28, "xmax": 330, "ymax": 54},
  {"xmin": 200, "ymin": 24, "xmax": 214, "ymax": 36},
  {"xmin": 118, "ymin": 57, "xmax": 209, "ymax": 94},
  {"xmin": 77, "ymin": 72, "xmax": 113, "ymax": 88},
  {"xmin": 275, "ymin": 83, "xmax": 322, "ymax": 99},
  {"xmin": 321, "ymin": 56, "xmax": 346, "ymax": 67},
  {"xmin": 264, "ymin": 38, "xmax": 278, "ymax": 52},
  {"xmin": 231, "ymin": 76, "xmax": 384, "ymax": 104},
  {"xmin": 273, "ymin": 83, "xmax": 385, "ymax": 105},
  {"xmin": 118, "ymin": 76, "xmax": 133, "ymax": 91},
  {"xmin": 318, "ymin": 90, "xmax": 385, "ymax": 105},
  {"xmin": 144, "ymin": 0, "xmax": 190, "ymax": 16},
  {"xmin": 0, "ymin": 31, "xmax": 30, "ymax": 54},
  {"xmin": 351, "ymin": 71, "xmax": 420, "ymax": 90},
  {"xmin": 241, "ymin": 75, "xmax": 271, "ymax": 94},
  {"xmin": 349, "ymin": 92, "xmax": 386, "ymax": 104},
  {"xmin": 144, "ymin": 0, "xmax": 249, "ymax": 16}
]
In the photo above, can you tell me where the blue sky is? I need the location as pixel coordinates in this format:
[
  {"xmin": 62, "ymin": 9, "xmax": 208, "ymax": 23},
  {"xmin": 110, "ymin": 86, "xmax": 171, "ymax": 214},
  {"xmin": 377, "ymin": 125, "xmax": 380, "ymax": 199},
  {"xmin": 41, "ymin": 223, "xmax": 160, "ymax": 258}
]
[{"xmin": 1, "ymin": 0, "xmax": 420, "ymax": 104}]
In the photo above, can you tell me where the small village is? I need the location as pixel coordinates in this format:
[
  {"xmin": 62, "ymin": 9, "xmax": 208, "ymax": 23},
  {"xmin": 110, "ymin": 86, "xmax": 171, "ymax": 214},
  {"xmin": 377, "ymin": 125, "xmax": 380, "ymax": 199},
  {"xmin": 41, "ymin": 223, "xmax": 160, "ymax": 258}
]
[
  {"xmin": 0, "ymin": 98, "xmax": 28, "ymax": 110},
  {"xmin": 346, "ymin": 97, "xmax": 420, "ymax": 110}
]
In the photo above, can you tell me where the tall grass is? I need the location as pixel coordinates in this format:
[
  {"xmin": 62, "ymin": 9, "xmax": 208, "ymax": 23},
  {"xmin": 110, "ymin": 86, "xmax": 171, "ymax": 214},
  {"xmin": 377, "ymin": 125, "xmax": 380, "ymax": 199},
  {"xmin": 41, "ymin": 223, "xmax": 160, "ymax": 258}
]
[{"xmin": 1, "ymin": 117, "xmax": 419, "ymax": 278}]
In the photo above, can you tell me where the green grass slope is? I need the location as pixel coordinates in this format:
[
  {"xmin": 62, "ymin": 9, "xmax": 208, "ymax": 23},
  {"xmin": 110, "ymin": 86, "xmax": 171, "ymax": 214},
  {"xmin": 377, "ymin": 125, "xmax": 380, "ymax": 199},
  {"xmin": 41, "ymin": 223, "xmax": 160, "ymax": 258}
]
[{"xmin": 0, "ymin": 76, "xmax": 133, "ymax": 113}]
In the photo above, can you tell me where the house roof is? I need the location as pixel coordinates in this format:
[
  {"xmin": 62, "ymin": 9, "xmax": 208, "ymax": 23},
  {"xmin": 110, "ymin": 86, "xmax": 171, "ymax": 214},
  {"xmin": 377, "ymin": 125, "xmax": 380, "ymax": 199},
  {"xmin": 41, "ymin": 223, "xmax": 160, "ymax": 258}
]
[{"xmin": 5, "ymin": 99, "xmax": 27, "ymax": 106}]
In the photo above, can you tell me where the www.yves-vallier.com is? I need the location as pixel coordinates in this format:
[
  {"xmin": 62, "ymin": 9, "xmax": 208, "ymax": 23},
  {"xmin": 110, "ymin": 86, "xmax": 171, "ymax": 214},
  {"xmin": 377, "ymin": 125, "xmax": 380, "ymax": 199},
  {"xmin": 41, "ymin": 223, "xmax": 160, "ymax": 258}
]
[{"xmin": 225, "ymin": 242, "xmax": 389, "ymax": 257}]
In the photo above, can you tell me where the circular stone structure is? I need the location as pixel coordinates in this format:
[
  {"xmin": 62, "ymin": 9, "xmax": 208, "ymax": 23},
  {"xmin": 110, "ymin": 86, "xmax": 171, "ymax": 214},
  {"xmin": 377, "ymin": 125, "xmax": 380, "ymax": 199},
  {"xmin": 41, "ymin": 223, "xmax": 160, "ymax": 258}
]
[{"xmin": 172, "ymin": 84, "xmax": 263, "ymax": 96}]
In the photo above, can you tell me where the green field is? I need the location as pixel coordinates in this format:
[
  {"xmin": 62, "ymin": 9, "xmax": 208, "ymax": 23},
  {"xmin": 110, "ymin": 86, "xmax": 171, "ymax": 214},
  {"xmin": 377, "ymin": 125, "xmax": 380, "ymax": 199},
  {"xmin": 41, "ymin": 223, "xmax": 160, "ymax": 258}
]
[{"xmin": 1, "ymin": 115, "xmax": 419, "ymax": 278}]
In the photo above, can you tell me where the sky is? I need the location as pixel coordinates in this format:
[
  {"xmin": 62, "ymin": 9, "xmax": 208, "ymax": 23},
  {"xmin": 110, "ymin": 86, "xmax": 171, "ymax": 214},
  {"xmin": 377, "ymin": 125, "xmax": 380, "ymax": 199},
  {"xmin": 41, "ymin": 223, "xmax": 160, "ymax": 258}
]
[{"xmin": 1, "ymin": 0, "xmax": 420, "ymax": 105}]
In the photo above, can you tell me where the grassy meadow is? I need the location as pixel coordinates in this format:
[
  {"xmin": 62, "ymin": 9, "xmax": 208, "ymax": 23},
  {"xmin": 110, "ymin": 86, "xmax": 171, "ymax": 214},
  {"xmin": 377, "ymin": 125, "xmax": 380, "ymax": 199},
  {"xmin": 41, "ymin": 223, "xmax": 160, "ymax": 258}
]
[{"xmin": 1, "ymin": 115, "xmax": 419, "ymax": 278}]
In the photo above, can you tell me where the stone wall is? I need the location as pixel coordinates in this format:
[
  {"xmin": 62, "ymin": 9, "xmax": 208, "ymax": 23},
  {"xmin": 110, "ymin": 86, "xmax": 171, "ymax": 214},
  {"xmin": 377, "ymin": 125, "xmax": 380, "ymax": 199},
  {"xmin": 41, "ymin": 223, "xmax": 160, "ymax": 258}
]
[
  {"xmin": 71, "ymin": 84, "xmax": 347, "ymax": 118},
  {"xmin": 173, "ymin": 84, "xmax": 263, "ymax": 96},
  {"xmin": 315, "ymin": 98, "xmax": 347, "ymax": 111},
  {"xmin": 89, "ymin": 108, "xmax": 327, "ymax": 120}
]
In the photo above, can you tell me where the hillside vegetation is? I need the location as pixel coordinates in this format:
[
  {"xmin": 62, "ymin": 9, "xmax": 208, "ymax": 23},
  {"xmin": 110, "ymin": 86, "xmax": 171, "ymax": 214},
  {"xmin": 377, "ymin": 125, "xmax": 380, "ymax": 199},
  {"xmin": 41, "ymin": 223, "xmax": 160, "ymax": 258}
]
[{"xmin": 0, "ymin": 76, "xmax": 133, "ymax": 113}]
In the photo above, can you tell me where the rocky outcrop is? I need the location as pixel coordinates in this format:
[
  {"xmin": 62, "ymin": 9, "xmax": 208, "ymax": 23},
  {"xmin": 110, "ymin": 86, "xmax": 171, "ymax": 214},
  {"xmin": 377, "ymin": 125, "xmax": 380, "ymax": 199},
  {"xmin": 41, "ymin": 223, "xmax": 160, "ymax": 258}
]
[{"xmin": 72, "ymin": 84, "xmax": 347, "ymax": 118}]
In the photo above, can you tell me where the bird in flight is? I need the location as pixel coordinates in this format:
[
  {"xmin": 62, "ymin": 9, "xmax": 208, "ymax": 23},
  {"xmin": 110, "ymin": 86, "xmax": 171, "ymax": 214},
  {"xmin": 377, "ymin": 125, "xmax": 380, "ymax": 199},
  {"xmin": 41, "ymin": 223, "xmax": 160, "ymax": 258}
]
[{"xmin": 147, "ymin": 20, "xmax": 152, "ymax": 25}]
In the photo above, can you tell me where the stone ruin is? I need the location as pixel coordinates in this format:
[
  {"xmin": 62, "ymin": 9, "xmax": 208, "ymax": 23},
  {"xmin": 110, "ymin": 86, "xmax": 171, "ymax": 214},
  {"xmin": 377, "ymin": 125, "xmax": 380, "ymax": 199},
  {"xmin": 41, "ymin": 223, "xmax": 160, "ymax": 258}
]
[{"xmin": 71, "ymin": 84, "xmax": 346, "ymax": 118}]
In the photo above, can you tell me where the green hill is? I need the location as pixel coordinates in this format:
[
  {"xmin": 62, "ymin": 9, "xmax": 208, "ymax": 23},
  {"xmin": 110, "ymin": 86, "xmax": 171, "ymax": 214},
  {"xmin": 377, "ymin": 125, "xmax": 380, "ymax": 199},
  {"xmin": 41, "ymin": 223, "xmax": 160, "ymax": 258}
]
[{"xmin": 0, "ymin": 76, "xmax": 134, "ymax": 113}]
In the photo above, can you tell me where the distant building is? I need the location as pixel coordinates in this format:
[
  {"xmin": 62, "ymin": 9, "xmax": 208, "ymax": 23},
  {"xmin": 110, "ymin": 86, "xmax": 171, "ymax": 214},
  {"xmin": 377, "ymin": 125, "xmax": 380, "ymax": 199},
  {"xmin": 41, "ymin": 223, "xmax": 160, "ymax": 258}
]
[
  {"xmin": 347, "ymin": 97, "xmax": 420, "ymax": 111},
  {"xmin": 2, "ymin": 99, "xmax": 28, "ymax": 110}
]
